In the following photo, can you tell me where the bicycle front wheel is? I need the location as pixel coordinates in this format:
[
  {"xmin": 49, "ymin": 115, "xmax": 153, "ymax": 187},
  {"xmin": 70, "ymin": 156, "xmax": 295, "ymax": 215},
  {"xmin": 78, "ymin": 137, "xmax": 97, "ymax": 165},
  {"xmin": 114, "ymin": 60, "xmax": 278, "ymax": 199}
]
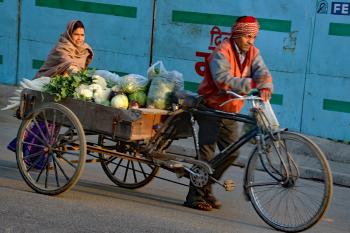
[{"xmin": 245, "ymin": 131, "xmax": 333, "ymax": 232}]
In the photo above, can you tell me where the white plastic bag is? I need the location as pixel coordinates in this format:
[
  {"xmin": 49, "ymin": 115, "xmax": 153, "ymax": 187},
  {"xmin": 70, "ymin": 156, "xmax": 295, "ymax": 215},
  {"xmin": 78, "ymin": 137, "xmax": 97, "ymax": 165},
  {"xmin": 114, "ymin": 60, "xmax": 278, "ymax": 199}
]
[
  {"xmin": 93, "ymin": 70, "xmax": 121, "ymax": 86},
  {"xmin": 260, "ymin": 101, "xmax": 280, "ymax": 131},
  {"xmin": 1, "ymin": 77, "xmax": 51, "ymax": 111},
  {"xmin": 147, "ymin": 61, "xmax": 167, "ymax": 79},
  {"xmin": 146, "ymin": 61, "xmax": 184, "ymax": 109},
  {"xmin": 120, "ymin": 74, "xmax": 148, "ymax": 94}
]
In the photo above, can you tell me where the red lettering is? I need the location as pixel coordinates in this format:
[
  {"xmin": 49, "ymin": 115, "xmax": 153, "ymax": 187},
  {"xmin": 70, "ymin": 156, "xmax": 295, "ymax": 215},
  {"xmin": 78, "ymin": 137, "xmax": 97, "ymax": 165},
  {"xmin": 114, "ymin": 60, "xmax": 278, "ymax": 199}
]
[
  {"xmin": 194, "ymin": 26, "xmax": 231, "ymax": 77},
  {"xmin": 195, "ymin": 51, "xmax": 210, "ymax": 77}
]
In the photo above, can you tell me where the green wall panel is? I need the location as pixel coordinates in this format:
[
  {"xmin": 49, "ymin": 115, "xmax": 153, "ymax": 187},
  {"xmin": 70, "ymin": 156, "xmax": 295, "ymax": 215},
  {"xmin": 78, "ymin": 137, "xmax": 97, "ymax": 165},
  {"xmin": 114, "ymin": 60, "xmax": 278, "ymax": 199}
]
[
  {"xmin": 172, "ymin": 11, "xmax": 291, "ymax": 32},
  {"xmin": 329, "ymin": 23, "xmax": 350, "ymax": 37},
  {"xmin": 35, "ymin": 0, "xmax": 137, "ymax": 18}
]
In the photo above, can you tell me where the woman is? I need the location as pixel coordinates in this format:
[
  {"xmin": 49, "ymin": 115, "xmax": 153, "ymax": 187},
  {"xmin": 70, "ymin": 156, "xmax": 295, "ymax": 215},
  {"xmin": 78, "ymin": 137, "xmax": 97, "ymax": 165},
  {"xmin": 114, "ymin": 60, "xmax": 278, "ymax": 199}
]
[
  {"xmin": 35, "ymin": 19, "xmax": 94, "ymax": 78},
  {"xmin": 7, "ymin": 20, "xmax": 94, "ymax": 166}
]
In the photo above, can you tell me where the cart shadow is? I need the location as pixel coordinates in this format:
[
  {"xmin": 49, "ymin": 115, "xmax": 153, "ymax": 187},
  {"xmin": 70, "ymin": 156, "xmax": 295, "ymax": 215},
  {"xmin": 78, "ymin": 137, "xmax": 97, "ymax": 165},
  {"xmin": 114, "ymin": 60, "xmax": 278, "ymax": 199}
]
[
  {"xmin": 0, "ymin": 159, "xmax": 34, "ymax": 192},
  {"xmin": 73, "ymin": 179, "xmax": 269, "ymax": 231},
  {"xmin": 0, "ymin": 159, "xmax": 270, "ymax": 231}
]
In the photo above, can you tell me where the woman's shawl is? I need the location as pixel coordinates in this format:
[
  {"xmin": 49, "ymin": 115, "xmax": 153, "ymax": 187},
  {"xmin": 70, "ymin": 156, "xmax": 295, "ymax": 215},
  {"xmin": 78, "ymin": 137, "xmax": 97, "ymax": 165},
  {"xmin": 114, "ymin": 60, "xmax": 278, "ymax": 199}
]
[{"xmin": 34, "ymin": 20, "xmax": 94, "ymax": 78}]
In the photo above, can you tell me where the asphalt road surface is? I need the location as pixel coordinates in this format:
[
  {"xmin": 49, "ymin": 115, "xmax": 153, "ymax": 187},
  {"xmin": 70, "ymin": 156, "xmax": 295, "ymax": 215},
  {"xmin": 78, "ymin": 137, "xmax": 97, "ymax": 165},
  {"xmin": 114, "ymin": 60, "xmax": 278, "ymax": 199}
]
[{"xmin": 0, "ymin": 110, "xmax": 349, "ymax": 233}]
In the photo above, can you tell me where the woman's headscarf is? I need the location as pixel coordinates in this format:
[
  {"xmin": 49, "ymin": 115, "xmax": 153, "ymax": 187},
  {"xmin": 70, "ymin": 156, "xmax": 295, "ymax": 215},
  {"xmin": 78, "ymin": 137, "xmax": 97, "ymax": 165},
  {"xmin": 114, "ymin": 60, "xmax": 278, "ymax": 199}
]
[{"xmin": 34, "ymin": 20, "xmax": 94, "ymax": 78}]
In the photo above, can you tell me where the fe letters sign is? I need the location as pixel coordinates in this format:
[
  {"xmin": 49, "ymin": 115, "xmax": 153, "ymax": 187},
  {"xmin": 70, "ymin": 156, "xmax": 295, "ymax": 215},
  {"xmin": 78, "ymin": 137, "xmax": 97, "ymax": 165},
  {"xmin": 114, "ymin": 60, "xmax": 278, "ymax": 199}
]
[{"xmin": 332, "ymin": 2, "xmax": 350, "ymax": 15}]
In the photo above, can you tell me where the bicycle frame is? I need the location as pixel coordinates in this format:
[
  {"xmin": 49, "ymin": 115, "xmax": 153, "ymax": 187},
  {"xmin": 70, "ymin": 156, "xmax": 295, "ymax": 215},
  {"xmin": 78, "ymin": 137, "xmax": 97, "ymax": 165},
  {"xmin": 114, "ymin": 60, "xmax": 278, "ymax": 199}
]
[{"xmin": 189, "ymin": 107, "xmax": 261, "ymax": 172}]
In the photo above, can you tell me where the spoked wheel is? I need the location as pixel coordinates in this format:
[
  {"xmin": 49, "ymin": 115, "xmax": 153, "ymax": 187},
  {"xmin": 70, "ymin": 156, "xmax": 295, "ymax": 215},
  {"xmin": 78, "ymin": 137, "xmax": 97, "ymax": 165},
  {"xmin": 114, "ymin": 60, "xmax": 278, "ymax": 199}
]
[
  {"xmin": 16, "ymin": 103, "xmax": 86, "ymax": 195},
  {"xmin": 98, "ymin": 135, "xmax": 159, "ymax": 189},
  {"xmin": 245, "ymin": 131, "xmax": 333, "ymax": 232}
]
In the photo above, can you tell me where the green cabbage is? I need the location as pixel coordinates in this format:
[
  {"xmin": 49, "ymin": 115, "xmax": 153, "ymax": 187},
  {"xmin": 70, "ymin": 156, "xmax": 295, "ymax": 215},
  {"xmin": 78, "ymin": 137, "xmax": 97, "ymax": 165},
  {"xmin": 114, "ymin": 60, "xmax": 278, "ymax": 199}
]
[
  {"xmin": 128, "ymin": 91, "xmax": 147, "ymax": 107},
  {"xmin": 111, "ymin": 94, "xmax": 129, "ymax": 109}
]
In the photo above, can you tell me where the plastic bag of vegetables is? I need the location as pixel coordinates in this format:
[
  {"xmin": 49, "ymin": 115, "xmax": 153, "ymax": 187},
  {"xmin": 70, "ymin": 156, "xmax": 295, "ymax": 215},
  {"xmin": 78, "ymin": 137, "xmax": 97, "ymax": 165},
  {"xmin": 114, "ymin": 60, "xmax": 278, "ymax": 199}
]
[
  {"xmin": 147, "ymin": 60, "xmax": 167, "ymax": 78},
  {"xmin": 147, "ymin": 61, "xmax": 184, "ymax": 91},
  {"xmin": 93, "ymin": 70, "xmax": 121, "ymax": 86},
  {"xmin": 146, "ymin": 61, "xmax": 184, "ymax": 110},
  {"xmin": 120, "ymin": 74, "xmax": 149, "ymax": 94}
]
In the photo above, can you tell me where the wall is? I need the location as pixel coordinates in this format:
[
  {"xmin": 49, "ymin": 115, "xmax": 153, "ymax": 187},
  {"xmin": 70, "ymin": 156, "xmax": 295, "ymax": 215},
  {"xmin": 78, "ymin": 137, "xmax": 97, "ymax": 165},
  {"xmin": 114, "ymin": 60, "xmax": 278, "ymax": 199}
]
[
  {"xmin": 0, "ymin": 0, "xmax": 19, "ymax": 84},
  {"xmin": 302, "ymin": 0, "xmax": 350, "ymax": 140},
  {"xmin": 152, "ymin": 0, "xmax": 315, "ymax": 133},
  {"xmin": 17, "ymin": 0, "xmax": 154, "ymax": 79},
  {"xmin": 0, "ymin": 0, "xmax": 349, "ymax": 141}
]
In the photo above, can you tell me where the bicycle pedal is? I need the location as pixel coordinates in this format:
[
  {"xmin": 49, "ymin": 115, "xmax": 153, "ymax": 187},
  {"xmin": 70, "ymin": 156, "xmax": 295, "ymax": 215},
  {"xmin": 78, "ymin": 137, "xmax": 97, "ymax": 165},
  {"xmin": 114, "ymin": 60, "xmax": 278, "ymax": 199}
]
[
  {"xmin": 174, "ymin": 167, "xmax": 185, "ymax": 178},
  {"xmin": 224, "ymin": 179, "xmax": 236, "ymax": 192}
]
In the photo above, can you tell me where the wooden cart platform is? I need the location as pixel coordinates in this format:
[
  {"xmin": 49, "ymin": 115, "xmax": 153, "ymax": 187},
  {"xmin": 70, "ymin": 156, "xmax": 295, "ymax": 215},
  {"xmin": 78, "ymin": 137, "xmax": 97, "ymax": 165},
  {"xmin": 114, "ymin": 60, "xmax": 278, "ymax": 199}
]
[{"xmin": 19, "ymin": 89, "xmax": 169, "ymax": 141}]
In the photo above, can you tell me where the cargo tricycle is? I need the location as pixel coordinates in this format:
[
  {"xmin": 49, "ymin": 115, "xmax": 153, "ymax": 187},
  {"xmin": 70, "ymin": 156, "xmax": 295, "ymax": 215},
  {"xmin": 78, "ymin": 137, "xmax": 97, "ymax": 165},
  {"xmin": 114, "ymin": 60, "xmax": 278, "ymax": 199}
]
[{"xmin": 15, "ymin": 89, "xmax": 332, "ymax": 232}]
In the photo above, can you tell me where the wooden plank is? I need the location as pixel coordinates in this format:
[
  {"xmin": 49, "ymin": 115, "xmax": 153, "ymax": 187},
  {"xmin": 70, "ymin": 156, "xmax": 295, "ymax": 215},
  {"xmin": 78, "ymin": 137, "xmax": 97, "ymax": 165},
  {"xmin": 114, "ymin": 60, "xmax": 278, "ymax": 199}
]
[{"xmin": 20, "ymin": 89, "xmax": 169, "ymax": 141}]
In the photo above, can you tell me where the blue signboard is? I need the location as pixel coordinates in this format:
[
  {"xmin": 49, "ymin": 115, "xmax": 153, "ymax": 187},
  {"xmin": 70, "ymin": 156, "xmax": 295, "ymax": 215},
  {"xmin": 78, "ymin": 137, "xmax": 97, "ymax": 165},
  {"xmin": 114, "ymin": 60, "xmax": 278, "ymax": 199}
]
[{"xmin": 332, "ymin": 2, "xmax": 350, "ymax": 15}]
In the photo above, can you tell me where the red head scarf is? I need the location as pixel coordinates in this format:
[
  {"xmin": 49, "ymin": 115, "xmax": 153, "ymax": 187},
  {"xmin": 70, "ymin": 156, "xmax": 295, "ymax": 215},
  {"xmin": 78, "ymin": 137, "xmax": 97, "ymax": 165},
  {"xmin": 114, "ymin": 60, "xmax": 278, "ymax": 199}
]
[{"xmin": 231, "ymin": 16, "xmax": 260, "ymax": 39}]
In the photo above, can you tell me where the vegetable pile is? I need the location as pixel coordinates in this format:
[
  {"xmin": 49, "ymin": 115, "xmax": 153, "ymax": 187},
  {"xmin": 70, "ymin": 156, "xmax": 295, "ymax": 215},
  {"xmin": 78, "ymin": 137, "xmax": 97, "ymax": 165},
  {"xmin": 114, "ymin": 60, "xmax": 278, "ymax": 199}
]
[
  {"xmin": 40, "ymin": 61, "xmax": 184, "ymax": 111},
  {"xmin": 42, "ymin": 70, "xmax": 147, "ymax": 109}
]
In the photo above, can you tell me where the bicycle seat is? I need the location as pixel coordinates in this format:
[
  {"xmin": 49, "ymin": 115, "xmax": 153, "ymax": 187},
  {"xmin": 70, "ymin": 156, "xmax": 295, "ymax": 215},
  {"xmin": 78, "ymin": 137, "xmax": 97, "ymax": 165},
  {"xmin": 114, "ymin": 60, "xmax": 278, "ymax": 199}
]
[{"xmin": 173, "ymin": 90, "xmax": 203, "ymax": 109}]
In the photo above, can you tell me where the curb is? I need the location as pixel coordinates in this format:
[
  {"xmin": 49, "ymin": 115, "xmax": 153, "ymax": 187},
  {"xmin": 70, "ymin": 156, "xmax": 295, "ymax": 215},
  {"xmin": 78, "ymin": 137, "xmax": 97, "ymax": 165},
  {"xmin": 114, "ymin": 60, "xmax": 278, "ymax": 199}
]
[
  {"xmin": 0, "ymin": 84, "xmax": 18, "ymax": 107},
  {"xmin": 167, "ymin": 144, "xmax": 350, "ymax": 187}
]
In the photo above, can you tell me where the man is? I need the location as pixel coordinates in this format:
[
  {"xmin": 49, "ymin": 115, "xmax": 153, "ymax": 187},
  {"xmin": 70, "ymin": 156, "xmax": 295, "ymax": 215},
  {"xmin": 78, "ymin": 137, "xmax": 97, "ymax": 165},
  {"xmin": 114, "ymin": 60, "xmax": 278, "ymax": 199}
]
[{"xmin": 184, "ymin": 16, "xmax": 273, "ymax": 211}]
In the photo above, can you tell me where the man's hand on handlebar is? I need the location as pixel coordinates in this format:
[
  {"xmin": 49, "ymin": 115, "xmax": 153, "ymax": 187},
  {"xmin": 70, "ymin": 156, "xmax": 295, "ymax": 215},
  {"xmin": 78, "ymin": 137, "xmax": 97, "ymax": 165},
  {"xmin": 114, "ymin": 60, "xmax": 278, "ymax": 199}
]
[{"xmin": 259, "ymin": 88, "xmax": 272, "ymax": 102}]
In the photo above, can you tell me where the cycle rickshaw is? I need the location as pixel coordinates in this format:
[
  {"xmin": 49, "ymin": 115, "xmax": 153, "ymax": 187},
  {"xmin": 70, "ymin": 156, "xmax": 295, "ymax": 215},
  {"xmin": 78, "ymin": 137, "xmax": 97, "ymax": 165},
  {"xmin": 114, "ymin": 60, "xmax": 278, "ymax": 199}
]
[{"xmin": 15, "ymin": 89, "xmax": 333, "ymax": 232}]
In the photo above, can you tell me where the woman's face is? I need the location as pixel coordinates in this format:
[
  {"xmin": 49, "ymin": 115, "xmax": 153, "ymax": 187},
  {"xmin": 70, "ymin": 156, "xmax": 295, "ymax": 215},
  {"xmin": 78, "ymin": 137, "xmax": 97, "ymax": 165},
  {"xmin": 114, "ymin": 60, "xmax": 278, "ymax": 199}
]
[{"xmin": 72, "ymin": 27, "xmax": 85, "ymax": 46}]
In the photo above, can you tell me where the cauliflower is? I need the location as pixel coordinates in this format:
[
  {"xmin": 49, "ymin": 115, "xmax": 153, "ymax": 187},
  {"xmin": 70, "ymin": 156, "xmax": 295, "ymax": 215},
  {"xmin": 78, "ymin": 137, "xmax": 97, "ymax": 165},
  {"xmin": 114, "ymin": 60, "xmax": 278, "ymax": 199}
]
[
  {"xmin": 75, "ymin": 84, "xmax": 93, "ymax": 100},
  {"xmin": 92, "ymin": 74, "xmax": 107, "ymax": 89},
  {"xmin": 79, "ymin": 88, "xmax": 93, "ymax": 100},
  {"xmin": 75, "ymin": 81, "xmax": 111, "ymax": 105},
  {"xmin": 94, "ymin": 87, "xmax": 111, "ymax": 104},
  {"xmin": 88, "ymin": 83, "xmax": 103, "ymax": 92}
]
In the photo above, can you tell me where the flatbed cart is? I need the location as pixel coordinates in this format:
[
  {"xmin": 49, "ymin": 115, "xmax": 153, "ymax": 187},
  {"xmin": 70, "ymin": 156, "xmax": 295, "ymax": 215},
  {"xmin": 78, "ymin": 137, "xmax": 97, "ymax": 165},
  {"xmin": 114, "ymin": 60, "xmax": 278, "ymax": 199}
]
[{"xmin": 15, "ymin": 89, "xmax": 333, "ymax": 232}]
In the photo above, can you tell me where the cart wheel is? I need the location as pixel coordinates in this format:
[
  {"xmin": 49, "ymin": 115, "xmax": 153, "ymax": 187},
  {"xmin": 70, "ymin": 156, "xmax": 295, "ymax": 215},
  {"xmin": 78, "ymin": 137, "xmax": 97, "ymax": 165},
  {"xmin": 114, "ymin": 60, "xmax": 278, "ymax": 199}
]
[
  {"xmin": 16, "ymin": 102, "xmax": 86, "ymax": 195},
  {"xmin": 98, "ymin": 135, "xmax": 159, "ymax": 189}
]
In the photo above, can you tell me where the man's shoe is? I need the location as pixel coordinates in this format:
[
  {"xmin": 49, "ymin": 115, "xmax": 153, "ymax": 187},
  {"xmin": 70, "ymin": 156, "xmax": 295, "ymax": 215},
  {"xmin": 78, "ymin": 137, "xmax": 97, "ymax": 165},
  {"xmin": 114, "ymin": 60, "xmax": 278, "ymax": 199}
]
[
  {"xmin": 205, "ymin": 195, "xmax": 222, "ymax": 209},
  {"xmin": 184, "ymin": 200, "xmax": 212, "ymax": 211}
]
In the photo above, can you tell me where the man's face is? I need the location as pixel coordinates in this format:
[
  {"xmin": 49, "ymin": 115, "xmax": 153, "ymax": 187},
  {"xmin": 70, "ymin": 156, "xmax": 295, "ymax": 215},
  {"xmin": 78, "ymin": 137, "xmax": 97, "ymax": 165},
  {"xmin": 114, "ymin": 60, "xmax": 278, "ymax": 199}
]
[
  {"xmin": 72, "ymin": 27, "xmax": 85, "ymax": 46},
  {"xmin": 234, "ymin": 34, "xmax": 256, "ymax": 52}
]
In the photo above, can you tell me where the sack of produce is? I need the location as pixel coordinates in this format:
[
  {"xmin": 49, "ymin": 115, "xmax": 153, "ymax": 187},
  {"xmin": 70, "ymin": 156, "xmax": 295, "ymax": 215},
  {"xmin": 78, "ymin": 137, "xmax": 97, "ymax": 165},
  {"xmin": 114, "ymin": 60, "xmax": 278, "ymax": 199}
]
[
  {"xmin": 146, "ymin": 61, "xmax": 184, "ymax": 110},
  {"xmin": 120, "ymin": 74, "xmax": 149, "ymax": 94}
]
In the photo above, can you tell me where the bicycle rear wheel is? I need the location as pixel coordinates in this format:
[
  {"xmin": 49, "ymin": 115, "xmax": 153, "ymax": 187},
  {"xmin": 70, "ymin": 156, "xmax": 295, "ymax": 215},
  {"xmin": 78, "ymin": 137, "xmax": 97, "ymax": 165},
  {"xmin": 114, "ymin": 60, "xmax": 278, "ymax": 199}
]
[
  {"xmin": 245, "ymin": 131, "xmax": 332, "ymax": 232},
  {"xmin": 98, "ymin": 136, "xmax": 159, "ymax": 189}
]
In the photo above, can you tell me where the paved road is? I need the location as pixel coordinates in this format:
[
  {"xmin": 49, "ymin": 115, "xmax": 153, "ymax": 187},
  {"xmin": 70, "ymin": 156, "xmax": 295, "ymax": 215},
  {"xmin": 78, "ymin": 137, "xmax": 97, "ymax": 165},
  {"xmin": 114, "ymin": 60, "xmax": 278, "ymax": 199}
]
[
  {"xmin": 1, "ymin": 157, "xmax": 349, "ymax": 233},
  {"xmin": 0, "ymin": 110, "xmax": 349, "ymax": 233}
]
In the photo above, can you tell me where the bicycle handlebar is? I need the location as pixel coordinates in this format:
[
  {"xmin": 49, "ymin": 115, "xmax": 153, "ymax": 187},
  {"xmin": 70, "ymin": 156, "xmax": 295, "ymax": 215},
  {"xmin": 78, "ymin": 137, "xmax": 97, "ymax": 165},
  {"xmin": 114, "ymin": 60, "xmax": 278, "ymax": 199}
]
[{"xmin": 219, "ymin": 90, "xmax": 262, "ymax": 107}]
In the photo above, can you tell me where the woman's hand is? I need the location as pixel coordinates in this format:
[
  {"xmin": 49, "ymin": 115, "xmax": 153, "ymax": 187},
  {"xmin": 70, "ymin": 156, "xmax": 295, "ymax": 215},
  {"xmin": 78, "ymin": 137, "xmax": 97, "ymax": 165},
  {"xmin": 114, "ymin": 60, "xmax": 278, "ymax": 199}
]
[{"xmin": 62, "ymin": 71, "xmax": 69, "ymax": 77}]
